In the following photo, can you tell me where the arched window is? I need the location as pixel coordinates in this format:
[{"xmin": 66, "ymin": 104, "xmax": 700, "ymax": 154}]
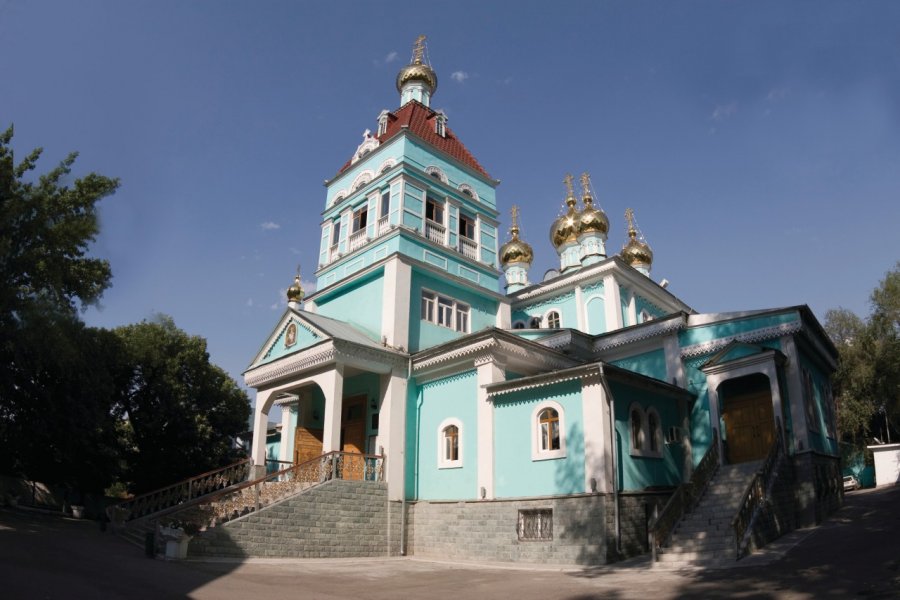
[
  {"xmin": 529, "ymin": 316, "xmax": 542, "ymax": 329},
  {"xmin": 532, "ymin": 402, "xmax": 566, "ymax": 460},
  {"xmin": 437, "ymin": 418, "xmax": 463, "ymax": 468},
  {"xmin": 630, "ymin": 408, "xmax": 644, "ymax": 451},
  {"xmin": 546, "ymin": 311, "xmax": 561, "ymax": 328},
  {"xmin": 539, "ymin": 408, "xmax": 560, "ymax": 451},
  {"xmin": 648, "ymin": 410, "xmax": 660, "ymax": 453}
]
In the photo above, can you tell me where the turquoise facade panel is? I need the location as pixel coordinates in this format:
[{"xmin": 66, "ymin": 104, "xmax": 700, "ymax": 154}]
[
  {"xmin": 493, "ymin": 381, "xmax": 585, "ymax": 498},
  {"xmin": 610, "ymin": 380, "xmax": 683, "ymax": 490},
  {"xmin": 798, "ymin": 352, "xmax": 838, "ymax": 456},
  {"xmin": 257, "ymin": 319, "xmax": 323, "ymax": 367},
  {"xmin": 412, "ymin": 371, "xmax": 478, "ymax": 500},
  {"xmin": 610, "ymin": 348, "xmax": 667, "ymax": 382},
  {"xmin": 620, "ymin": 285, "xmax": 631, "ymax": 327},
  {"xmin": 402, "ymin": 139, "xmax": 497, "ymax": 209},
  {"xmin": 635, "ymin": 294, "xmax": 666, "ymax": 322},
  {"xmin": 315, "ymin": 272, "xmax": 385, "ymax": 341},
  {"xmin": 679, "ymin": 312, "xmax": 800, "ymax": 348},
  {"xmin": 585, "ymin": 295, "xmax": 607, "ymax": 334},
  {"xmin": 324, "ymin": 138, "xmax": 404, "ymax": 210}
]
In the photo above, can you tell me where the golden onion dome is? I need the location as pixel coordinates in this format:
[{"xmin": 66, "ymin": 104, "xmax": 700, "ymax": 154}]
[
  {"xmin": 550, "ymin": 173, "xmax": 581, "ymax": 249},
  {"xmin": 396, "ymin": 36, "xmax": 438, "ymax": 95},
  {"xmin": 578, "ymin": 172, "xmax": 608, "ymax": 236},
  {"xmin": 620, "ymin": 208, "xmax": 653, "ymax": 267},
  {"xmin": 286, "ymin": 274, "xmax": 304, "ymax": 303},
  {"xmin": 500, "ymin": 213, "xmax": 534, "ymax": 267},
  {"xmin": 579, "ymin": 197, "xmax": 609, "ymax": 236}
]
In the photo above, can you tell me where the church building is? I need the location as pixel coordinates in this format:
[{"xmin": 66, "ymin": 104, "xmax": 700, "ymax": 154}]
[{"xmin": 240, "ymin": 37, "xmax": 841, "ymax": 565}]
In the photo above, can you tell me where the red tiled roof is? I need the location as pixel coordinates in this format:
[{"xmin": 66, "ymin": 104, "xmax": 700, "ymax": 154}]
[{"xmin": 336, "ymin": 101, "xmax": 491, "ymax": 180}]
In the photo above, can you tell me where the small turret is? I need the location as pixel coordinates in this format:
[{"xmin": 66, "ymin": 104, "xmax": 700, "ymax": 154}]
[
  {"xmin": 577, "ymin": 172, "xmax": 609, "ymax": 266},
  {"xmin": 620, "ymin": 208, "xmax": 653, "ymax": 276},
  {"xmin": 500, "ymin": 205, "xmax": 534, "ymax": 293},
  {"xmin": 287, "ymin": 269, "xmax": 304, "ymax": 309},
  {"xmin": 549, "ymin": 173, "xmax": 582, "ymax": 272},
  {"xmin": 396, "ymin": 35, "xmax": 438, "ymax": 107}
]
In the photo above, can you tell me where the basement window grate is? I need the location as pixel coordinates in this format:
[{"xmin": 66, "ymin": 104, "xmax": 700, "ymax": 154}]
[{"xmin": 518, "ymin": 509, "xmax": 553, "ymax": 541}]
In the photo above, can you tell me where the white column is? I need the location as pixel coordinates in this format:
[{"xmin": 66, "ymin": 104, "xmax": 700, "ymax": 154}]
[
  {"xmin": 476, "ymin": 356, "xmax": 504, "ymax": 499},
  {"xmin": 379, "ymin": 367, "xmax": 408, "ymax": 501},
  {"xmin": 382, "ymin": 258, "xmax": 411, "ymax": 350},
  {"xmin": 278, "ymin": 403, "xmax": 294, "ymax": 464},
  {"xmin": 321, "ymin": 366, "xmax": 345, "ymax": 452},
  {"xmin": 250, "ymin": 389, "xmax": 275, "ymax": 479},
  {"xmin": 781, "ymin": 335, "xmax": 810, "ymax": 452},
  {"xmin": 603, "ymin": 274, "xmax": 623, "ymax": 331},
  {"xmin": 496, "ymin": 301, "xmax": 511, "ymax": 329},
  {"xmin": 627, "ymin": 292, "xmax": 637, "ymax": 327},
  {"xmin": 664, "ymin": 334, "xmax": 685, "ymax": 387},
  {"xmin": 575, "ymin": 285, "xmax": 585, "ymax": 332},
  {"xmin": 582, "ymin": 374, "xmax": 610, "ymax": 493},
  {"xmin": 705, "ymin": 377, "xmax": 725, "ymax": 465}
]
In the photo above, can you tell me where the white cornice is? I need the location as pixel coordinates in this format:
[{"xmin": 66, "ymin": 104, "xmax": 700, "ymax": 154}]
[
  {"xmin": 245, "ymin": 343, "xmax": 337, "ymax": 388},
  {"xmin": 593, "ymin": 315, "xmax": 686, "ymax": 352},
  {"xmin": 680, "ymin": 321, "xmax": 803, "ymax": 358}
]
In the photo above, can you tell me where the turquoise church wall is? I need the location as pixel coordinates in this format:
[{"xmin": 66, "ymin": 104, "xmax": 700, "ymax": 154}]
[
  {"xmin": 411, "ymin": 371, "xmax": 479, "ymax": 500},
  {"xmin": 314, "ymin": 270, "xmax": 385, "ymax": 341},
  {"xmin": 408, "ymin": 269, "xmax": 498, "ymax": 352},
  {"xmin": 798, "ymin": 351, "xmax": 838, "ymax": 456},
  {"xmin": 493, "ymin": 380, "xmax": 585, "ymax": 498},
  {"xmin": 323, "ymin": 138, "xmax": 404, "ymax": 209},
  {"xmin": 316, "ymin": 238, "xmax": 400, "ymax": 289},
  {"xmin": 610, "ymin": 348, "xmax": 667, "ymax": 382},
  {"xmin": 402, "ymin": 138, "xmax": 497, "ymax": 210},
  {"xmin": 610, "ymin": 380, "xmax": 683, "ymax": 490},
  {"xmin": 635, "ymin": 294, "xmax": 666, "ymax": 321},
  {"xmin": 584, "ymin": 294, "xmax": 606, "ymax": 335},
  {"xmin": 265, "ymin": 432, "xmax": 280, "ymax": 474},
  {"xmin": 678, "ymin": 312, "xmax": 799, "ymax": 348}
]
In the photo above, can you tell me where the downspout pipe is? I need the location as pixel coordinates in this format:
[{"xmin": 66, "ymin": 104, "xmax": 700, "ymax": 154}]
[
  {"xmin": 400, "ymin": 353, "xmax": 412, "ymax": 556},
  {"xmin": 598, "ymin": 364, "xmax": 621, "ymax": 556}
]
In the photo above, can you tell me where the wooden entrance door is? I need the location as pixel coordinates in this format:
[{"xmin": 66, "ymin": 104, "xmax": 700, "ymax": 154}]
[
  {"xmin": 340, "ymin": 395, "xmax": 367, "ymax": 480},
  {"xmin": 294, "ymin": 426, "xmax": 324, "ymax": 466},
  {"xmin": 724, "ymin": 391, "xmax": 775, "ymax": 463}
]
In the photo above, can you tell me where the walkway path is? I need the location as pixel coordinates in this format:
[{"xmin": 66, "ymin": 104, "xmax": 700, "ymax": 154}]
[{"xmin": 1, "ymin": 485, "xmax": 898, "ymax": 599}]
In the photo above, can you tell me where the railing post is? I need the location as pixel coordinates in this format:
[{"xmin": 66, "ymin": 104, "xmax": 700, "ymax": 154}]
[
  {"xmin": 188, "ymin": 480, "xmax": 193, "ymax": 500},
  {"xmin": 332, "ymin": 453, "xmax": 338, "ymax": 480},
  {"xmin": 254, "ymin": 482, "xmax": 260, "ymax": 512}
]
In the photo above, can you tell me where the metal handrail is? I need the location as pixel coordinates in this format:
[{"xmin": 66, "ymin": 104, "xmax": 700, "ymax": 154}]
[
  {"xmin": 649, "ymin": 429, "xmax": 719, "ymax": 561},
  {"xmin": 158, "ymin": 451, "xmax": 383, "ymax": 531},
  {"xmin": 732, "ymin": 420, "xmax": 784, "ymax": 559},
  {"xmin": 108, "ymin": 458, "xmax": 252, "ymax": 522}
]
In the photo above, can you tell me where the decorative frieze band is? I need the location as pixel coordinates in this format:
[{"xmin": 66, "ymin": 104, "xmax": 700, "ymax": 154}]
[
  {"xmin": 680, "ymin": 321, "xmax": 803, "ymax": 358},
  {"xmin": 593, "ymin": 316, "xmax": 685, "ymax": 352}
]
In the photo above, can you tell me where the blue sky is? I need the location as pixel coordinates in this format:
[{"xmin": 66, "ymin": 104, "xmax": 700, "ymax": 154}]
[{"xmin": 2, "ymin": 1, "xmax": 898, "ymax": 389}]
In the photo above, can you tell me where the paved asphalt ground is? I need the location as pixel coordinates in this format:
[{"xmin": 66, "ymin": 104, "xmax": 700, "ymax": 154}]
[{"xmin": 1, "ymin": 485, "xmax": 898, "ymax": 600}]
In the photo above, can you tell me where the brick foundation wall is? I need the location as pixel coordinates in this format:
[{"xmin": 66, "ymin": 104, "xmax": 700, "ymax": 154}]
[
  {"xmin": 407, "ymin": 491, "xmax": 670, "ymax": 566},
  {"xmin": 188, "ymin": 480, "xmax": 393, "ymax": 558}
]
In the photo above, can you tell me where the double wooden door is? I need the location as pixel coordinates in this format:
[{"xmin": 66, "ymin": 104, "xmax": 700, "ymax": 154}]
[{"xmin": 724, "ymin": 391, "xmax": 775, "ymax": 463}]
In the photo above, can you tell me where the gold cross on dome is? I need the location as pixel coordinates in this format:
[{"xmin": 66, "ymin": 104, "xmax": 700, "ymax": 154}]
[
  {"xmin": 580, "ymin": 172, "xmax": 591, "ymax": 196},
  {"xmin": 563, "ymin": 173, "xmax": 574, "ymax": 198},
  {"xmin": 412, "ymin": 35, "xmax": 427, "ymax": 64},
  {"xmin": 511, "ymin": 205, "xmax": 520, "ymax": 228}
]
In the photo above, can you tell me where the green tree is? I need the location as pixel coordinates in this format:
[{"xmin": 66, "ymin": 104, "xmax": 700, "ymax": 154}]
[
  {"xmin": 826, "ymin": 262, "xmax": 900, "ymax": 442},
  {"xmin": 0, "ymin": 125, "xmax": 121, "ymax": 491},
  {"xmin": 115, "ymin": 316, "xmax": 250, "ymax": 493}
]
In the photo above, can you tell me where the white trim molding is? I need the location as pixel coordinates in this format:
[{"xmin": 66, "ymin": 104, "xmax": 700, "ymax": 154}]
[{"xmin": 531, "ymin": 400, "xmax": 567, "ymax": 461}]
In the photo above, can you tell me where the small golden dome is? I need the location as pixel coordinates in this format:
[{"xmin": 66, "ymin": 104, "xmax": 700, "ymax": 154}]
[
  {"xmin": 396, "ymin": 35, "xmax": 438, "ymax": 95},
  {"xmin": 578, "ymin": 172, "xmax": 609, "ymax": 236},
  {"xmin": 286, "ymin": 274, "xmax": 304, "ymax": 303},
  {"xmin": 620, "ymin": 208, "xmax": 653, "ymax": 267},
  {"xmin": 550, "ymin": 173, "xmax": 581, "ymax": 249},
  {"xmin": 500, "ymin": 206, "xmax": 534, "ymax": 267}
]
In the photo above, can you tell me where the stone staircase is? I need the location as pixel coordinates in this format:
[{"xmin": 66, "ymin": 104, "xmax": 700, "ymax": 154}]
[{"xmin": 656, "ymin": 460, "xmax": 762, "ymax": 568}]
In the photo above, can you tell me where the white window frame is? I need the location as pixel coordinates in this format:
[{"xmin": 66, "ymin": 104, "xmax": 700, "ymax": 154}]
[
  {"xmin": 531, "ymin": 401, "xmax": 566, "ymax": 461},
  {"xmin": 544, "ymin": 309, "xmax": 561, "ymax": 329},
  {"xmin": 629, "ymin": 403, "xmax": 663, "ymax": 458},
  {"xmin": 420, "ymin": 289, "xmax": 470, "ymax": 333},
  {"xmin": 437, "ymin": 417, "xmax": 463, "ymax": 469}
]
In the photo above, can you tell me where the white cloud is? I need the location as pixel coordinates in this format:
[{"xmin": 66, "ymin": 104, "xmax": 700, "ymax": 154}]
[
  {"xmin": 246, "ymin": 298, "xmax": 254, "ymax": 307},
  {"xmin": 710, "ymin": 102, "xmax": 737, "ymax": 122},
  {"xmin": 451, "ymin": 71, "xmax": 469, "ymax": 83},
  {"xmin": 289, "ymin": 247, "xmax": 301, "ymax": 255},
  {"xmin": 385, "ymin": 51, "xmax": 398, "ymax": 63},
  {"xmin": 766, "ymin": 87, "xmax": 788, "ymax": 102},
  {"xmin": 260, "ymin": 221, "xmax": 281, "ymax": 230}
]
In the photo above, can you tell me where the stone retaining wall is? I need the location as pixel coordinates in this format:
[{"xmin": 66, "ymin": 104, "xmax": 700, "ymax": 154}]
[{"xmin": 188, "ymin": 480, "xmax": 393, "ymax": 558}]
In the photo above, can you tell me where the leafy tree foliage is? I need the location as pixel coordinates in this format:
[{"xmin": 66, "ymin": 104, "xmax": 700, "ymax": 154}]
[
  {"xmin": 115, "ymin": 316, "xmax": 250, "ymax": 493},
  {"xmin": 826, "ymin": 262, "xmax": 900, "ymax": 443}
]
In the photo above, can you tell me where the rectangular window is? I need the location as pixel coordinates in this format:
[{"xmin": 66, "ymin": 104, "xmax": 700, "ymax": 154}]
[
  {"xmin": 331, "ymin": 221, "xmax": 341, "ymax": 245},
  {"xmin": 380, "ymin": 191, "xmax": 390, "ymax": 218},
  {"xmin": 421, "ymin": 290, "xmax": 470, "ymax": 333},
  {"xmin": 518, "ymin": 509, "xmax": 552, "ymax": 541},
  {"xmin": 426, "ymin": 197, "xmax": 444, "ymax": 223},
  {"xmin": 421, "ymin": 291, "xmax": 436, "ymax": 323},
  {"xmin": 352, "ymin": 206, "xmax": 368, "ymax": 232},
  {"xmin": 437, "ymin": 296, "xmax": 453, "ymax": 328},
  {"xmin": 455, "ymin": 303, "xmax": 469, "ymax": 333},
  {"xmin": 459, "ymin": 213, "xmax": 475, "ymax": 239}
]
